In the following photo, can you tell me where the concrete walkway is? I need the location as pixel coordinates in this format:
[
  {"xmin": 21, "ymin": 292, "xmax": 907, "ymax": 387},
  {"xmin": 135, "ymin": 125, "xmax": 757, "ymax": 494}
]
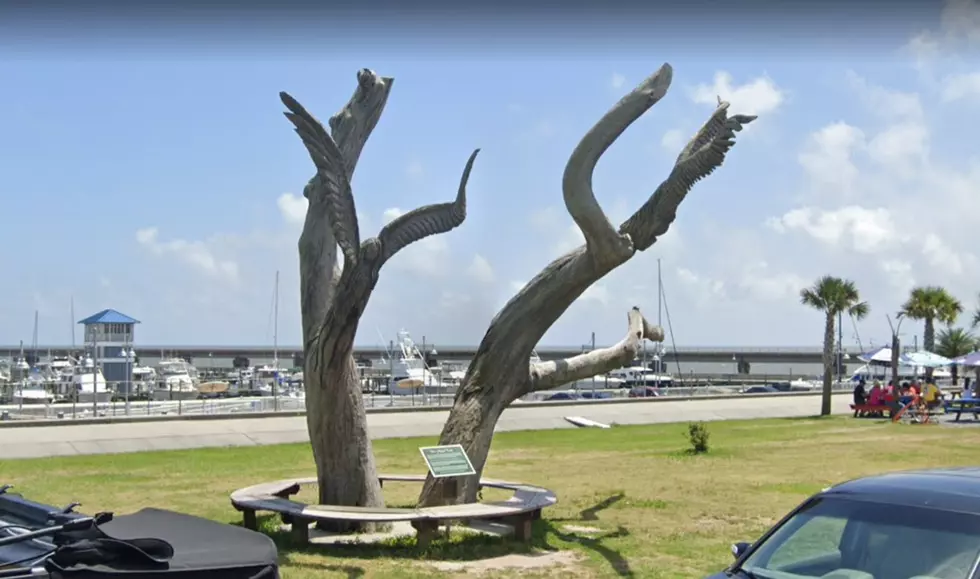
[{"xmin": 0, "ymin": 393, "xmax": 852, "ymax": 460}]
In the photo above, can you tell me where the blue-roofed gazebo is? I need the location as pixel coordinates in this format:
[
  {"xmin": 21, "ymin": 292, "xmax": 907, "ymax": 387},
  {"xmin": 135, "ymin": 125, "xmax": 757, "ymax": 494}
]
[{"xmin": 78, "ymin": 309, "xmax": 141, "ymax": 394}]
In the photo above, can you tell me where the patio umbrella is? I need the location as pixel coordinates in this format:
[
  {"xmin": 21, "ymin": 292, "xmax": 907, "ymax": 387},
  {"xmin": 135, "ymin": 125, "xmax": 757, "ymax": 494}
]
[
  {"xmin": 900, "ymin": 350, "xmax": 953, "ymax": 368},
  {"xmin": 858, "ymin": 346, "xmax": 892, "ymax": 364},
  {"xmin": 954, "ymin": 351, "xmax": 980, "ymax": 367}
]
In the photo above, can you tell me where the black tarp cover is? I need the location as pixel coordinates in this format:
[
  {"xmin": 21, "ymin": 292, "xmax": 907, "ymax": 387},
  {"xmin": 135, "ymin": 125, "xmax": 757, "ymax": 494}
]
[{"xmin": 47, "ymin": 508, "xmax": 279, "ymax": 579}]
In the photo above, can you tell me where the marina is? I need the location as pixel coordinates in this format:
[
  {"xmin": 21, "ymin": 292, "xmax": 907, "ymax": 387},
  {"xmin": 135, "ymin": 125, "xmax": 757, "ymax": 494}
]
[
  {"xmin": 0, "ymin": 305, "xmax": 931, "ymax": 424},
  {"xmin": 0, "ymin": 391, "xmax": 857, "ymax": 460}
]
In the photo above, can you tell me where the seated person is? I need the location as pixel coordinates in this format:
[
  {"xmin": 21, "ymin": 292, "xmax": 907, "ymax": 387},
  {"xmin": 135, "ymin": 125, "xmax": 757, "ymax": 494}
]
[
  {"xmin": 922, "ymin": 380, "xmax": 943, "ymax": 409},
  {"xmin": 907, "ymin": 381, "xmax": 920, "ymax": 396},
  {"xmin": 867, "ymin": 381, "xmax": 884, "ymax": 413},
  {"xmin": 853, "ymin": 379, "xmax": 868, "ymax": 406}
]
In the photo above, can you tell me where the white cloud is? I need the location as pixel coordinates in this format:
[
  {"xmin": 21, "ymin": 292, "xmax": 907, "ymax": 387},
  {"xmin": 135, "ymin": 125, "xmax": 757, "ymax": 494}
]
[
  {"xmin": 942, "ymin": 72, "xmax": 980, "ymax": 101},
  {"xmin": 866, "ymin": 122, "xmax": 929, "ymax": 167},
  {"xmin": 660, "ymin": 128, "xmax": 686, "ymax": 152},
  {"xmin": 277, "ymin": 193, "xmax": 307, "ymax": 226},
  {"xmin": 797, "ymin": 122, "xmax": 866, "ymax": 195},
  {"xmin": 382, "ymin": 207, "xmax": 403, "ymax": 225},
  {"xmin": 737, "ymin": 262, "xmax": 808, "ymax": 302},
  {"xmin": 581, "ymin": 284, "xmax": 609, "ymax": 305},
  {"xmin": 135, "ymin": 227, "xmax": 240, "ymax": 282},
  {"xmin": 406, "ymin": 161, "xmax": 424, "ymax": 179},
  {"xmin": 691, "ymin": 71, "xmax": 785, "ymax": 116},
  {"xmin": 466, "ymin": 254, "xmax": 495, "ymax": 284},
  {"xmin": 846, "ymin": 72, "xmax": 924, "ymax": 120},
  {"xmin": 767, "ymin": 206, "xmax": 899, "ymax": 255},
  {"xmin": 611, "ymin": 73, "xmax": 626, "ymax": 89}
]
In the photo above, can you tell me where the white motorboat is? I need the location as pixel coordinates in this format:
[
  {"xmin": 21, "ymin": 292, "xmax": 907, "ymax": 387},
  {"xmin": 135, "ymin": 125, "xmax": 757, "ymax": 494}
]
[
  {"xmin": 131, "ymin": 365, "xmax": 157, "ymax": 397},
  {"xmin": 12, "ymin": 370, "xmax": 54, "ymax": 405},
  {"xmin": 154, "ymin": 358, "xmax": 200, "ymax": 401},
  {"xmin": 58, "ymin": 366, "xmax": 112, "ymax": 404},
  {"xmin": 12, "ymin": 385, "xmax": 54, "ymax": 405},
  {"xmin": 250, "ymin": 364, "xmax": 284, "ymax": 396},
  {"xmin": 608, "ymin": 362, "xmax": 674, "ymax": 388},
  {"xmin": 383, "ymin": 330, "xmax": 456, "ymax": 396}
]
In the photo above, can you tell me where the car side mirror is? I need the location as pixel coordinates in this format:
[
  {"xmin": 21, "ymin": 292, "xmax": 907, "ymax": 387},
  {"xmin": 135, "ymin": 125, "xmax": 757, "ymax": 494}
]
[{"xmin": 732, "ymin": 542, "xmax": 750, "ymax": 559}]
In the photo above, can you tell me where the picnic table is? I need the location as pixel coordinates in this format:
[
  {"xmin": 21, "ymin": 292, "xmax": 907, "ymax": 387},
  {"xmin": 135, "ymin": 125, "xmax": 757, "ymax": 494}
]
[{"xmin": 945, "ymin": 397, "xmax": 980, "ymax": 422}]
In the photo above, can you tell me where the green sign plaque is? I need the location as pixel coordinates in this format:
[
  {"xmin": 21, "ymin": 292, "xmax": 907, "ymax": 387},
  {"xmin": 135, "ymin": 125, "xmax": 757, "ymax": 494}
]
[{"xmin": 419, "ymin": 444, "xmax": 476, "ymax": 478}]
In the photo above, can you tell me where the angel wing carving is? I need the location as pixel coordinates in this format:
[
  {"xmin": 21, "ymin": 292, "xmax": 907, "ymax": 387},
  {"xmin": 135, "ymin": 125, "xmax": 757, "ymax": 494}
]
[
  {"xmin": 619, "ymin": 101, "xmax": 756, "ymax": 251},
  {"xmin": 280, "ymin": 91, "xmax": 361, "ymax": 265},
  {"xmin": 375, "ymin": 149, "xmax": 480, "ymax": 266}
]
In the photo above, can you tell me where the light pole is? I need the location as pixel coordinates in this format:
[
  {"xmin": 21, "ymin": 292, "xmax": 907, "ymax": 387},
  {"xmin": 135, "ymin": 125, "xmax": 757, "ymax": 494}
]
[
  {"xmin": 83, "ymin": 355, "xmax": 96, "ymax": 418},
  {"xmin": 652, "ymin": 352, "xmax": 661, "ymax": 390},
  {"xmin": 121, "ymin": 347, "xmax": 136, "ymax": 416},
  {"xmin": 15, "ymin": 358, "xmax": 29, "ymax": 412}
]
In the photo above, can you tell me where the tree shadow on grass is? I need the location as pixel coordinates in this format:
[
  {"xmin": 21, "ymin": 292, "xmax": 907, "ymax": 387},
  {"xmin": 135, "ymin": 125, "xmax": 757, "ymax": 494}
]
[
  {"xmin": 774, "ymin": 415, "xmax": 838, "ymax": 422},
  {"xmin": 252, "ymin": 513, "xmax": 555, "ymax": 563},
  {"xmin": 240, "ymin": 494, "xmax": 634, "ymax": 576},
  {"xmin": 546, "ymin": 493, "xmax": 635, "ymax": 577}
]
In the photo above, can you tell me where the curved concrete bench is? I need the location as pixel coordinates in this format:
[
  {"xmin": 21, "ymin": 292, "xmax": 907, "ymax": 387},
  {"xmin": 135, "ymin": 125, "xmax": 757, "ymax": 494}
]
[{"xmin": 230, "ymin": 474, "xmax": 557, "ymax": 546}]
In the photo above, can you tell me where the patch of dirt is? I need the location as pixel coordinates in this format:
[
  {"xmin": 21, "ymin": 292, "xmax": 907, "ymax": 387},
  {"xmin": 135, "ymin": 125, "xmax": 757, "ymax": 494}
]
[
  {"xmin": 561, "ymin": 524, "xmax": 603, "ymax": 534},
  {"xmin": 429, "ymin": 550, "xmax": 580, "ymax": 574}
]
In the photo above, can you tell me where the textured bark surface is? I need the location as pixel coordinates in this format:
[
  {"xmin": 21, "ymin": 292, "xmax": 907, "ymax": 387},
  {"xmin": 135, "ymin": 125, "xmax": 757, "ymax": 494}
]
[
  {"xmin": 288, "ymin": 69, "xmax": 479, "ymax": 531},
  {"xmin": 923, "ymin": 318, "xmax": 936, "ymax": 381},
  {"xmin": 417, "ymin": 64, "xmax": 757, "ymax": 510},
  {"xmin": 820, "ymin": 313, "xmax": 835, "ymax": 416}
]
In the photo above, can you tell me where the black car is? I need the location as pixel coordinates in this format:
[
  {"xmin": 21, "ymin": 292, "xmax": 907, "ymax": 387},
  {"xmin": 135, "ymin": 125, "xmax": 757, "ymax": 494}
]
[
  {"xmin": 545, "ymin": 392, "xmax": 579, "ymax": 401},
  {"xmin": 707, "ymin": 468, "xmax": 980, "ymax": 579}
]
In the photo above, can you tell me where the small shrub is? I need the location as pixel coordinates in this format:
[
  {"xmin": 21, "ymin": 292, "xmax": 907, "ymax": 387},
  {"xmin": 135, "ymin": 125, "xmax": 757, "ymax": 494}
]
[{"xmin": 686, "ymin": 421, "xmax": 710, "ymax": 454}]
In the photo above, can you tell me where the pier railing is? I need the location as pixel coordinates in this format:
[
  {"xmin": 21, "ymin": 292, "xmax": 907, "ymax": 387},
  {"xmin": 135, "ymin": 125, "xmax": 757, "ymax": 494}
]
[{"xmin": 0, "ymin": 376, "xmax": 857, "ymax": 423}]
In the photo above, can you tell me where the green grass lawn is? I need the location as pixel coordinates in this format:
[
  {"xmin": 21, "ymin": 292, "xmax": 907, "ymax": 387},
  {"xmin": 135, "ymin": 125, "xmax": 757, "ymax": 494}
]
[{"xmin": 2, "ymin": 416, "xmax": 979, "ymax": 578}]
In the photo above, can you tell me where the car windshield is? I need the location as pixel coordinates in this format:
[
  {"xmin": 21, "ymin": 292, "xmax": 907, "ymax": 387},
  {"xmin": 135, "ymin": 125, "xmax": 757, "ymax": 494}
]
[{"xmin": 738, "ymin": 496, "xmax": 980, "ymax": 579}]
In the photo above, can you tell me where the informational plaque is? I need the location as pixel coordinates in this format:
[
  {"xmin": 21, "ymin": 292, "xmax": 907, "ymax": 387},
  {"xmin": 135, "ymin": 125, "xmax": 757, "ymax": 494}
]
[{"xmin": 418, "ymin": 444, "xmax": 476, "ymax": 478}]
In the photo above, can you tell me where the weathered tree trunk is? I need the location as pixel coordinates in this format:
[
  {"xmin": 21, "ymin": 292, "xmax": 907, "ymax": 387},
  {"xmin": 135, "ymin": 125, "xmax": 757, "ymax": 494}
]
[
  {"xmin": 820, "ymin": 312, "xmax": 835, "ymax": 416},
  {"xmin": 284, "ymin": 69, "xmax": 480, "ymax": 531},
  {"xmin": 416, "ymin": 64, "xmax": 757, "ymax": 511},
  {"xmin": 294, "ymin": 71, "xmax": 393, "ymax": 531},
  {"xmin": 890, "ymin": 333, "xmax": 900, "ymax": 388},
  {"xmin": 306, "ymin": 353, "xmax": 385, "ymax": 532}
]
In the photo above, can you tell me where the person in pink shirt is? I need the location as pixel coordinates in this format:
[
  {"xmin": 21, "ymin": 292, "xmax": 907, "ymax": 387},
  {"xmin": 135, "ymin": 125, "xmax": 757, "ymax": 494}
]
[{"xmin": 868, "ymin": 381, "xmax": 884, "ymax": 405}]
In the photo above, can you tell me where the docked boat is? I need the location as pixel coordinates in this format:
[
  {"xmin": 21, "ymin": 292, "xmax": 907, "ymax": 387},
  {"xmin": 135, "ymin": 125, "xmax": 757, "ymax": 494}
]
[
  {"xmin": 154, "ymin": 358, "xmax": 200, "ymax": 401},
  {"xmin": 11, "ymin": 369, "xmax": 54, "ymax": 405},
  {"xmin": 383, "ymin": 330, "xmax": 456, "ymax": 396},
  {"xmin": 131, "ymin": 365, "xmax": 157, "ymax": 397},
  {"xmin": 608, "ymin": 362, "xmax": 674, "ymax": 388},
  {"xmin": 57, "ymin": 365, "xmax": 112, "ymax": 404},
  {"xmin": 249, "ymin": 364, "xmax": 283, "ymax": 396}
]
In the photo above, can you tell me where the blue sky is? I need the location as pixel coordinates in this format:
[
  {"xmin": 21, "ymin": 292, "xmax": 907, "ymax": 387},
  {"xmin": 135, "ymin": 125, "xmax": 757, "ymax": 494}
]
[{"xmin": 2, "ymin": 2, "xmax": 979, "ymax": 350}]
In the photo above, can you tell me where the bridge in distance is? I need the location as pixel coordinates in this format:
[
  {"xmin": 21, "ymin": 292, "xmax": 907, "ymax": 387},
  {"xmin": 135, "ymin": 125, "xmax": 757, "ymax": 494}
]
[{"xmin": 2, "ymin": 344, "xmax": 862, "ymax": 366}]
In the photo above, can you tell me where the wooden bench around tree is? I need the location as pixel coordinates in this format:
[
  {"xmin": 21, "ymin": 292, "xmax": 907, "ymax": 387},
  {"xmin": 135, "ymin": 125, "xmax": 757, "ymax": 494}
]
[{"xmin": 230, "ymin": 474, "xmax": 557, "ymax": 547}]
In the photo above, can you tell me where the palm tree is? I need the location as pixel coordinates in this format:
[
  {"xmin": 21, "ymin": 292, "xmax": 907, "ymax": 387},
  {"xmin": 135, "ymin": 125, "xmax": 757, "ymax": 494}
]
[
  {"xmin": 800, "ymin": 276, "xmax": 870, "ymax": 416},
  {"xmin": 899, "ymin": 286, "xmax": 963, "ymax": 378},
  {"xmin": 971, "ymin": 292, "xmax": 980, "ymax": 329},
  {"xmin": 935, "ymin": 328, "xmax": 976, "ymax": 386}
]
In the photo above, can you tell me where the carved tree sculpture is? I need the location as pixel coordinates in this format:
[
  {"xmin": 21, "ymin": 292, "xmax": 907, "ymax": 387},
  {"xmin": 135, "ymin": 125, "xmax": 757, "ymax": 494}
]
[
  {"xmin": 284, "ymin": 69, "xmax": 479, "ymax": 532},
  {"xmin": 415, "ymin": 64, "xmax": 756, "ymax": 514}
]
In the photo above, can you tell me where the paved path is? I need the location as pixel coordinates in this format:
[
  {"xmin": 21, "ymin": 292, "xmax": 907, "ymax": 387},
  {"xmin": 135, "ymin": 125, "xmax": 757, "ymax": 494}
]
[{"xmin": 0, "ymin": 393, "xmax": 852, "ymax": 460}]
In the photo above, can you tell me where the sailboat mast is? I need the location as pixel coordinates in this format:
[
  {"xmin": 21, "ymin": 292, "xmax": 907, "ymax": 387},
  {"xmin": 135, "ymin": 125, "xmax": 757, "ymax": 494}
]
[
  {"xmin": 657, "ymin": 258, "xmax": 662, "ymax": 327},
  {"xmin": 32, "ymin": 310, "xmax": 38, "ymax": 366},
  {"xmin": 273, "ymin": 270, "xmax": 279, "ymax": 367},
  {"xmin": 70, "ymin": 297, "xmax": 76, "ymax": 352}
]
